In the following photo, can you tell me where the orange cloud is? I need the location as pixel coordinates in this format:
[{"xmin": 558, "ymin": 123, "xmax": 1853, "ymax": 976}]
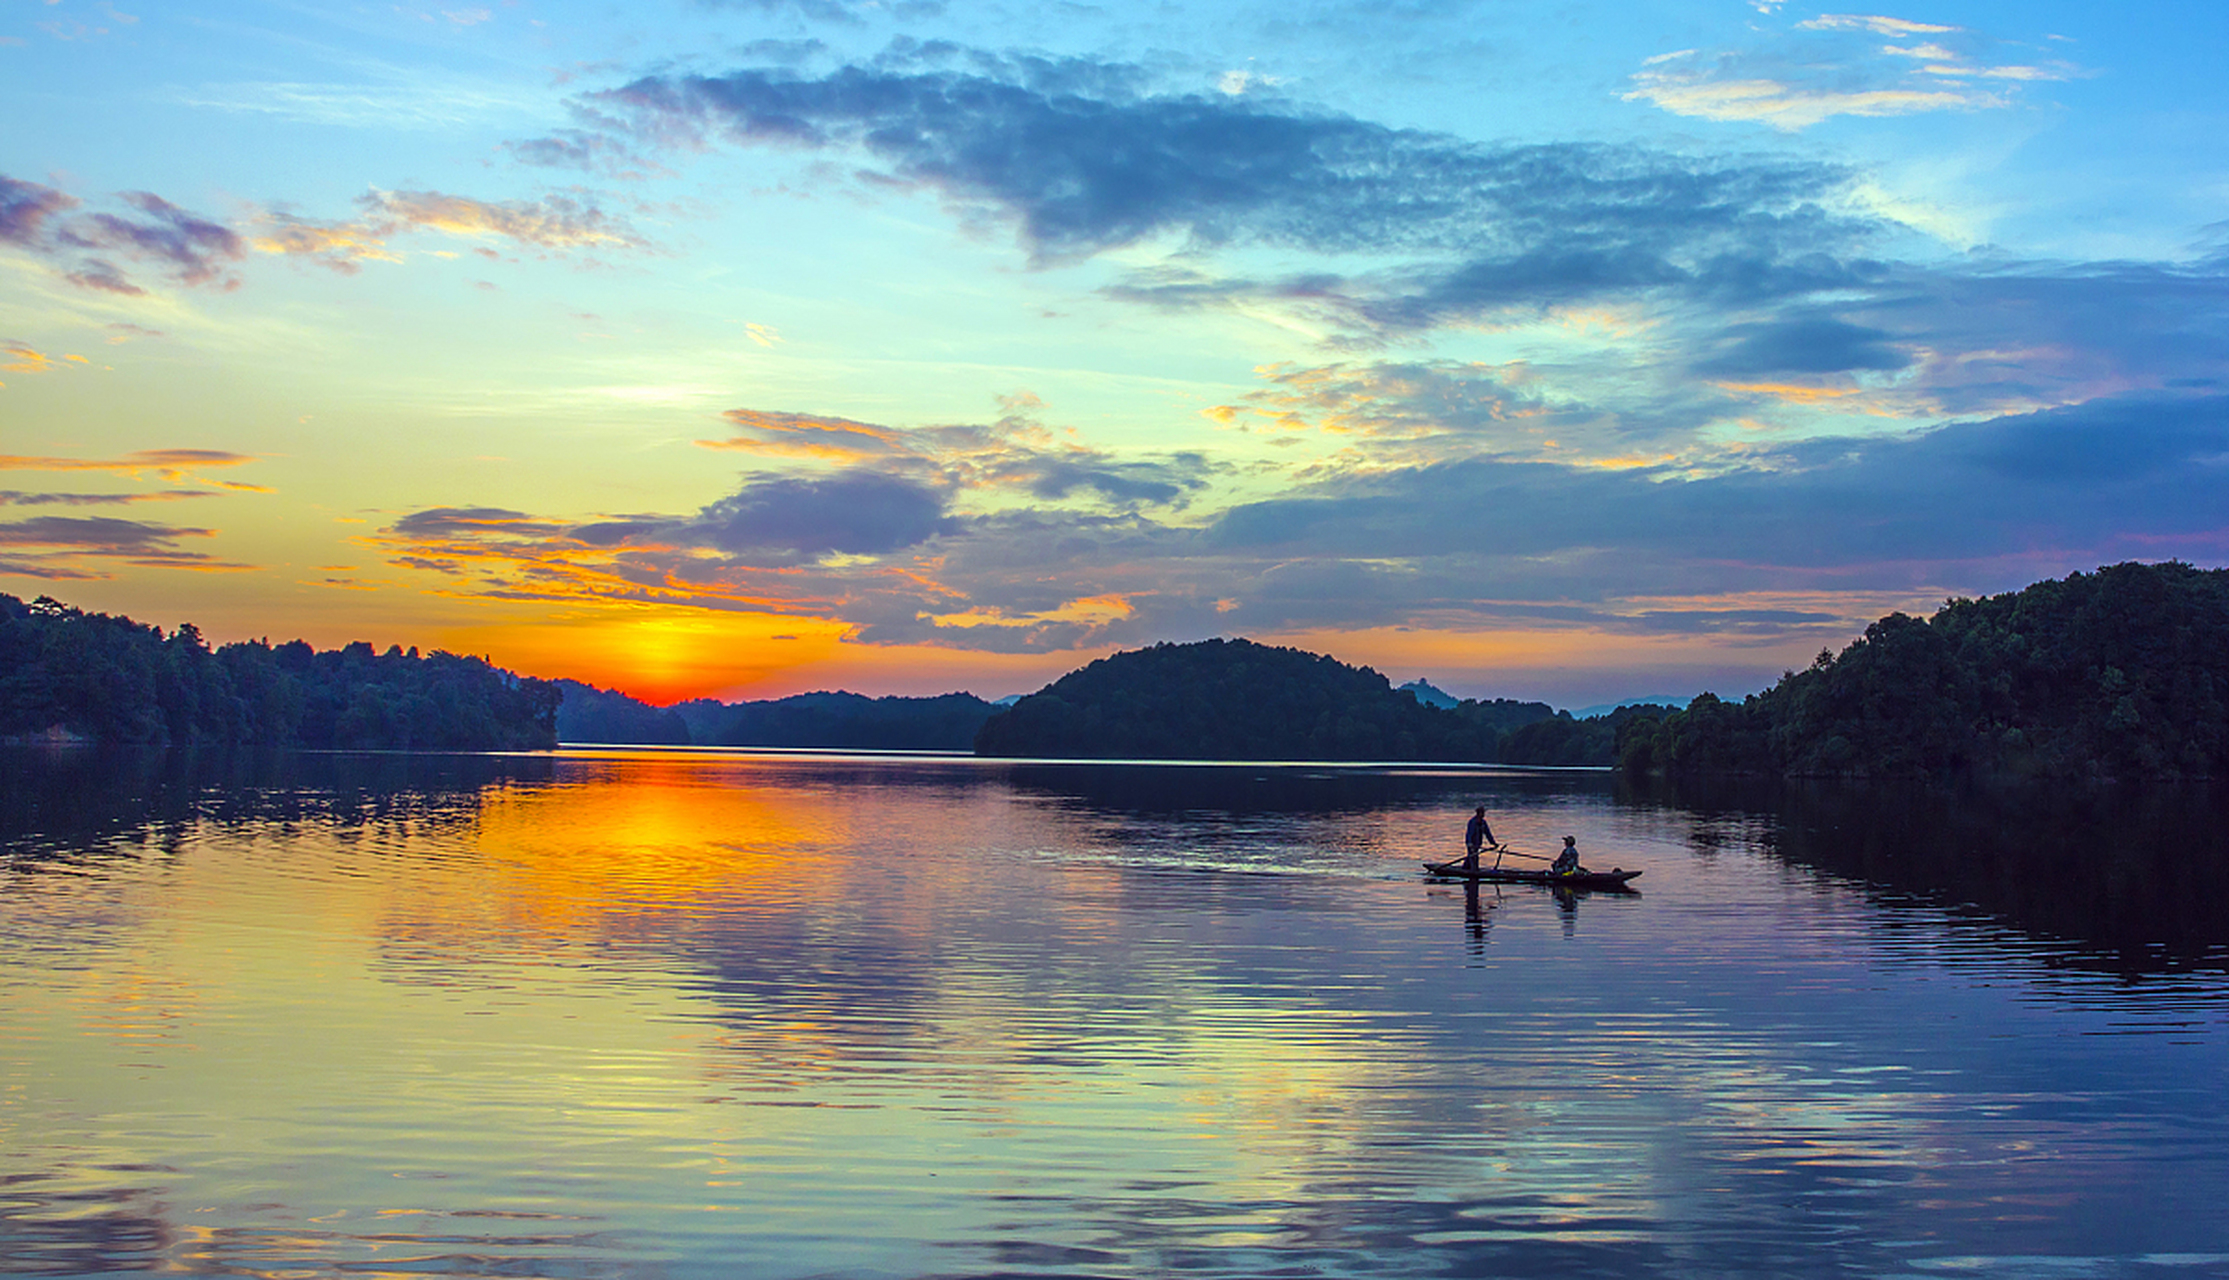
[
  {"xmin": 0, "ymin": 448, "xmax": 258, "ymax": 480},
  {"xmin": 699, "ymin": 409, "xmax": 908, "ymax": 463},
  {"xmin": 2, "ymin": 341, "xmax": 89, "ymax": 377},
  {"xmin": 1712, "ymin": 380, "xmax": 1867, "ymax": 405}
]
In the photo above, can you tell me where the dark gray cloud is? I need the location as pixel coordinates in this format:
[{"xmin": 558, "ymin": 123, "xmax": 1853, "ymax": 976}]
[
  {"xmin": 1694, "ymin": 316, "xmax": 1911, "ymax": 375},
  {"xmin": 1012, "ymin": 451, "xmax": 1213, "ymax": 506},
  {"xmin": 574, "ymin": 57, "xmax": 1867, "ymax": 274},
  {"xmin": 1845, "ymin": 258, "xmax": 2229, "ymax": 415},
  {"xmin": 1207, "ymin": 393, "xmax": 2229, "ymax": 582},
  {"xmin": 389, "ymin": 507, "xmax": 557, "ymax": 538},
  {"xmin": 0, "ymin": 515, "xmax": 213, "ymax": 549},
  {"xmin": 676, "ymin": 472, "xmax": 952, "ymax": 557},
  {"xmin": 0, "ymin": 515, "xmax": 236, "ymax": 572}
]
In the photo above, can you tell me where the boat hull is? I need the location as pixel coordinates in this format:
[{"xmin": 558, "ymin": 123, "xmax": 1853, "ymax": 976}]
[{"xmin": 1422, "ymin": 861, "xmax": 1642, "ymax": 890}]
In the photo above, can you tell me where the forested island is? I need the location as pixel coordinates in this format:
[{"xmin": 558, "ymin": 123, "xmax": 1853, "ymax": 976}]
[
  {"xmin": 1616, "ymin": 561, "xmax": 2229, "ymax": 780},
  {"xmin": 971, "ymin": 637, "xmax": 1568, "ymax": 761},
  {"xmin": 0, "ymin": 595, "xmax": 558, "ymax": 750}
]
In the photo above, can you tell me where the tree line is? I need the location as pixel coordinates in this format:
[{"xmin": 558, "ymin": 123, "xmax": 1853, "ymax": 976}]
[
  {"xmin": 1615, "ymin": 562, "xmax": 2229, "ymax": 780},
  {"xmin": 0, "ymin": 594, "xmax": 558, "ymax": 750}
]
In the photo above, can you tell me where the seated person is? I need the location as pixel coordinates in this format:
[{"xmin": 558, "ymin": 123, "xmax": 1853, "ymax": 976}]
[{"xmin": 1550, "ymin": 836, "xmax": 1584, "ymax": 876}]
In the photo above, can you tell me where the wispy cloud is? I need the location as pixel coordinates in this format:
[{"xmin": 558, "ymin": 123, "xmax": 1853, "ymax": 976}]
[
  {"xmin": 702, "ymin": 395, "xmax": 1219, "ymax": 510},
  {"xmin": 0, "ymin": 448, "xmax": 260, "ymax": 481},
  {"xmin": 0, "ymin": 175, "xmax": 79, "ymax": 246},
  {"xmin": 0, "ymin": 489, "xmax": 215, "ymax": 506},
  {"xmin": 175, "ymin": 72, "xmax": 545, "ymax": 130},
  {"xmin": 1, "ymin": 340, "xmax": 92, "ymax": 380},
  {"xmin": 0, "ymin": 514, "xmax": 250, "ymax": 576},
  {"xmin": 55, "ymin": 192, "xmax": 245, "ymax": 289},
  {"xmin": 1797, "ymin": 14, "xmax": 1955, "ymax": 37},
  {"xmin": 1, "ymin": 174, "xmax": 247, "ymax": 294},
  {"xmin": 1627, "ymin": 14, "xmax": 2078, "ymax": 130},
  {"xmin": 253, "ymin": 188, "xmax": 648, "ymax": 271}
]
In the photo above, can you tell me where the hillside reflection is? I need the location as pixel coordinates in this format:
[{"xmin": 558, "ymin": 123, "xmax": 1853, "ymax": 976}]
[
  {"xmin": 1637, "ymin": 774, "xmax": 2229, "ymax": 975},
  {"xmin": 0, "ymin": 745, "xmax": 555, "ymax": 865},
  {"xmin": 1003, "ymin": 759, "xmax": 1608, "ymax": 815}
]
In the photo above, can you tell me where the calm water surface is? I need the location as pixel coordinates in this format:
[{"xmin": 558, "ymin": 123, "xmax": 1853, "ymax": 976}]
[{"xmin": 4, "ymin": 747, "xmax": 2229, "ymax": 1278}]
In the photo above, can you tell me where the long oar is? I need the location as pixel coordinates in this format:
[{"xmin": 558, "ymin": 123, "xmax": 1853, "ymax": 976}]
[{"xmin": 1474, "ymin": 845, "xmax": 1548, "ymax": 871}]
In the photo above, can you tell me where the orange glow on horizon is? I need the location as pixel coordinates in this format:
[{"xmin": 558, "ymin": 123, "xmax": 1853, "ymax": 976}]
[
  {"xmin": 438, "ymin": 606, "xmax": 1109, "ymax": 704},
  {"xmin": 439, "ymin": 609, "xmax": 853, "ymax": 705}
]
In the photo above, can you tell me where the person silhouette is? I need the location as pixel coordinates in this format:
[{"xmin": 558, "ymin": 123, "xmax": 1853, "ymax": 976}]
[{"xmin": 1463, "ymin": 806, "xmax": 1496, "ymax": 870}]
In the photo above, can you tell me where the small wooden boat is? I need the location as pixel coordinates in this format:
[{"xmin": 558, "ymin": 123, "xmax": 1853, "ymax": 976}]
[{"xmin": 1422, "ymin": 860, "xmax": 1642, "ymax": 891}]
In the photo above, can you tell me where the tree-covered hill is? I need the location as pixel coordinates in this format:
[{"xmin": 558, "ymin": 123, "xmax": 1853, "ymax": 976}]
[
  {"xmin": 972, "ymin": 637, "xmax": 1552, "ymax": 761},
  {"xmin": 1616, "ymin": 562, "xmax": 2229, "ymax": 780},
  {"xmin": 0, "ymin": 595, "xmax": 557, "ymax": 750}
]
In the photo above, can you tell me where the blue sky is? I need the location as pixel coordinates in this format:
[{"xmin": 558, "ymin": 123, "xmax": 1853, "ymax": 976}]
[{"xmin": 4, "ymin": 0, "xmax": 2226, "ymax": 706}]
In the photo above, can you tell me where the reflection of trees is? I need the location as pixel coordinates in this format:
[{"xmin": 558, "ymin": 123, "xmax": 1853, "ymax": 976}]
[
  {"xmin": 1635, "ymin": 773, "xmax": 2229, "ymax": 975},
  {"xmin": 0, "ymin": 745, "xmax": 556, "ymax": 865},
  {"xmin": 1002, "ymin": 761, "xmax": 1611, "ymax": 818},
  {"xmin": 0, "ymin": 1175, "xmax": 173, "ymax": 1274}
]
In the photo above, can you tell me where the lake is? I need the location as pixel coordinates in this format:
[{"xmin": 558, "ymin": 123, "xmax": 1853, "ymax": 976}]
[{"xmin": 4, "ymin": 746, "xmax": 2228, "ymax": 1278}]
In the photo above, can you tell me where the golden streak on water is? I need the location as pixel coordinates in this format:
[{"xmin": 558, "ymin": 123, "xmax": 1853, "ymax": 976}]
[{"xmin": 2, "ymin": 750, "xmax": 2228, "ymax": 1277}]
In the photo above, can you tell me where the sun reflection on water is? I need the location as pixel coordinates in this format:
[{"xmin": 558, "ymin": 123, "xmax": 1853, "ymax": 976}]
[{"xmin": 4, "ymin": 749, "xmax": 2229, "ymax": 1277}]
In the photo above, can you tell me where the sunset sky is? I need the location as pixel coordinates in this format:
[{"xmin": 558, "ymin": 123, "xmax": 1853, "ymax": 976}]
[{"xmin": 5, "ymin": 0, "xmax": 2226, "ymax": 708}]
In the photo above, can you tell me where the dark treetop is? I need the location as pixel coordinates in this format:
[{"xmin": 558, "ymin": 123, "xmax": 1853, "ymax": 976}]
[
  {"xmin": 1616, "ymin": 561, "xmax": 2229, "ymax": 780},
  {"xmin": 0, "ymin": 595, "xmax": 557, "ymax": 751},
  {"xmin": 972, "ymin": 637, "xmax": 1553, "ymax": 761}
]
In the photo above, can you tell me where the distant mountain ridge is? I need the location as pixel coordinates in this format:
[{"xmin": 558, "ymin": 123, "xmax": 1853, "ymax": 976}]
[
  {"xmin": 1398, "ymin": 678, "xmax": 1459, "ymax": 709},
  {"xmin": 676, "ymin": 690, "xmax": 999, "ymax": 750},
  {"xmin": 556, "ymin": 683, "xmax": 1000, "ymax": 750}
]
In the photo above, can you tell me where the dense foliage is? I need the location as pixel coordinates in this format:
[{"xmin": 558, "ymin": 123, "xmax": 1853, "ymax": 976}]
[
  {"xmin": 671, "ymin": 690, "xmax": 1000, "ymax": 750},
  {"xmin": 972, "ymin": 637, "xmax": 1553, "ymax": 761},
  {"xmin": 553, "ymin": 680, "xmax": 692, "ymax": 745},
  {"xmin": 1616, "ymin": 562, "xmax": 2229, "ymax": 780},
  {"xmin": 1499, "ymin": 704, "xmax": 1681, "ymax": 767},
  {"xmin": 0, "ymin": 595, "xmax": 558, "ymax": 750}
]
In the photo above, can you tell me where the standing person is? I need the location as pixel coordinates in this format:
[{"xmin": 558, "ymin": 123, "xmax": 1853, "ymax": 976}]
[
  {"xmin": 1463, "ymin": 806, "xmax": 1497, "ymax": 871},
  {"xmin": 1551, "ymin": 835, "xmax": 1585, "ymax": 877}
]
